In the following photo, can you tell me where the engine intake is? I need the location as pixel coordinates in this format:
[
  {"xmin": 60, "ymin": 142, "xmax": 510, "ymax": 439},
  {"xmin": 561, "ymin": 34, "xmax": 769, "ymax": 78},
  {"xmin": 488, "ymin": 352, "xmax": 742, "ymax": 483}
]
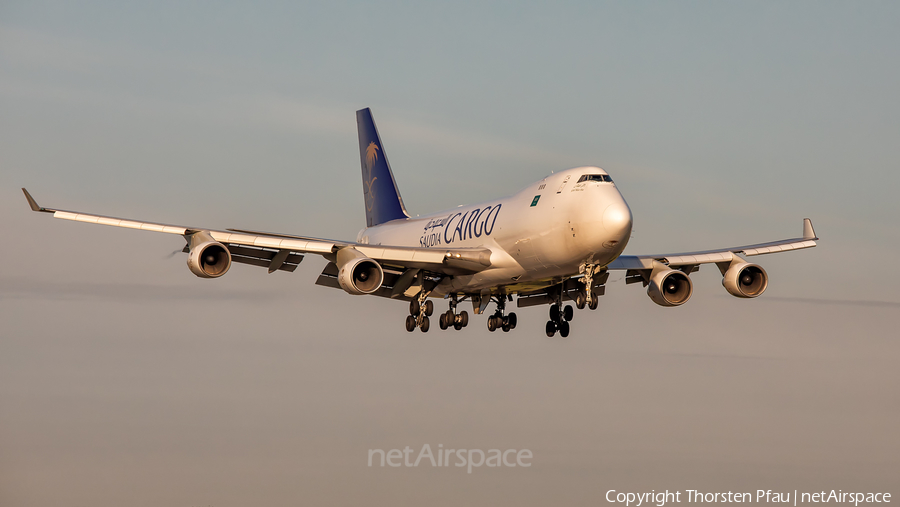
[
  {"xmin": 186, "ymin": 232, "xmax": 232, "ymax": 278},
  {"xmin": 723, "ymin": 262, "xmax": 768, "ymax": 298},
  {"xmin": 336, "ymin": 248, "xmax": 384, "ymax": 295},
  {"xmin": 647, "ymin": 269, "xmax": 693, "ymax": 307}
]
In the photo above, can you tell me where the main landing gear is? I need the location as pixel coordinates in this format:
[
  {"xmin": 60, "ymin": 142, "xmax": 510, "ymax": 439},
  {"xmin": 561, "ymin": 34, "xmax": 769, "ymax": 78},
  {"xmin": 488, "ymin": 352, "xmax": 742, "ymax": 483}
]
[
  {"xmin": 405, "ymin": 293, "xmax": 470, "ymax": 333},
  {"xmin": 438, "ymin": 294, "xmax": 469, "ymax": 331},
  {"xmin": 487, "ymin": 295, "xmax": 517, "ymax": 333},
  {"xmin": 405, "ymin": 293, "xmax": 434, "ymax": 332},
  {"xmin": 545, "ymin": 282, "xmax": 576, "ymax": 338},
  {"xmin": 545, "ymin": 302, "xmax": 573, "ymax": 338}
]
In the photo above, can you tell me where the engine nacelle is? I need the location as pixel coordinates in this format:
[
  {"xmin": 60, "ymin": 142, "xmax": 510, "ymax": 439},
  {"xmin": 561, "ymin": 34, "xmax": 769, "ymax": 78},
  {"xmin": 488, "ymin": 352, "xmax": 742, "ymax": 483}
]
[
  {"xmin": 722, "ymin": 262, "xmax": 768, "ymax": 298},
  {"xmin": 647, "ymin": 269, "xmax": 693, "ymax": 307},
  {"xmin": 187, "ymin": 240, "xmax": 232, "ymax": 278},
  {"xmin": 336, "ymin": 248, "xmax": 384, "ymax": 295}
]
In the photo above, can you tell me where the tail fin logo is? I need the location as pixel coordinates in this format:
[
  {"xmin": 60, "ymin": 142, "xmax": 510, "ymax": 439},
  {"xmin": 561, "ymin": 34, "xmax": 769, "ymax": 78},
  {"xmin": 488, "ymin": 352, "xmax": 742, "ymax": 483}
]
[
  {"xmin": 365, "ymin": 142, "xmax": 379, "ymax": 169},
  {"xmin": 364, "ymin": 142, "xmax": 380, "ymax": 211}
]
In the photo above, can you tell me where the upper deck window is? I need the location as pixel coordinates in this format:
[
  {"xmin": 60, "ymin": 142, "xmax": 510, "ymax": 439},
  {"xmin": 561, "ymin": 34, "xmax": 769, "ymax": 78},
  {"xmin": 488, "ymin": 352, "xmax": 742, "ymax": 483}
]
[{"xmin": 577, "ymin": 174, "xmax": 613, "ymax": 183}]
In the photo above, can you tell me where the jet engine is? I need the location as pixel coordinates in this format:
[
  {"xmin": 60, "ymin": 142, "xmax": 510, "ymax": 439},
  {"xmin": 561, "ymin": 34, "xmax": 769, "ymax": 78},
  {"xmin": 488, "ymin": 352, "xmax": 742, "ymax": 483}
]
[
  {"xmin": 186, "ymin": 232, "xmax": 232, "ymax": 278},
  {"xmin": 647, "ymin": 269, "xmax": 693, "ymax": 307},
  {"xmin": 722, "ymin": 262, "xmax": 768, "ymax": 298},
  {"xmin": 336, "ymin": 248, "xmax": 384, "ymax": 295}
]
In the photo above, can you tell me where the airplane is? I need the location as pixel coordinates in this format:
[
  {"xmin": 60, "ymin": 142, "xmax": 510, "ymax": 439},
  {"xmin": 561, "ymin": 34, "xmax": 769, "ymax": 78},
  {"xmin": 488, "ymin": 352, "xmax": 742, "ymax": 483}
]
[{"xmin": 22, "ymin": 108, "xmax": 818, "ymax": 337}]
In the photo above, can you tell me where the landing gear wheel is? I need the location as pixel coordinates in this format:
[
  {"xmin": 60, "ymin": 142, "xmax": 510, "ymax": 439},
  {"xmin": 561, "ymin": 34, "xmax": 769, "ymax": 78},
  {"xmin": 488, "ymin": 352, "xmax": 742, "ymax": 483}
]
[
  {"xmin": 459, "ymin": 311, "xmax": 469, "ymax": 327},
  {"xmin": 588, "ymin": 293, "xmax": 599, "ymax": 310},
  {"xmin": 409, "ymin": 300, "xmax": 420, "ymax": 316},
  {"xmin": 502, "ymin": 317, "xmax": 511, "ymax": 332},
  {"xmin": 563, "ymin": 305, "xmax": 574, "ymax": 322},
  {"xmin": 558, "ymin": 320, "xmax": 570, "ymax": 338},
  {"xmin": 507, "ymin": 312, "xmax": 517, "ymax": 329},
  {"xmin": 420, "ymin": 316, "xmax": 430, "ymax": 332},
  {"xmin": 488, "ymin": 316, "xmax": 497, "ymax": 332},
  {"xmin": 575, "ymin": 291, "xmax": 586, "ymax": 310},
  {"xmin": 545, "ymin": 320, "xmax": 557, "ymax": 338},
  {"xmin": 439, "ymin": 313, "xmax": 449, "ymax": 330},
  {"xmin": 453, "ymin": 321, "xmax": 463, "ymax": 331},
  {"xmin": 424, "ymin": 300, "xmax": 434, "ymax": 316},
  {"xmin": 549, "ymin": 304, "xmax": 560, "ymax": 322},
  {"xmin": 405, "ymin": 315, "xmax": 416, "ymax": 332}
]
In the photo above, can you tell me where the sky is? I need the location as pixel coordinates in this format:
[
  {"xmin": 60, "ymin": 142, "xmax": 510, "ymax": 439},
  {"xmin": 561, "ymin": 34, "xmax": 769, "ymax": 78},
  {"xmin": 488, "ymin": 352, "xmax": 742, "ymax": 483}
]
[{"xmin": 1, "ymin": 1, "xmax": 899, "ymax": 506}]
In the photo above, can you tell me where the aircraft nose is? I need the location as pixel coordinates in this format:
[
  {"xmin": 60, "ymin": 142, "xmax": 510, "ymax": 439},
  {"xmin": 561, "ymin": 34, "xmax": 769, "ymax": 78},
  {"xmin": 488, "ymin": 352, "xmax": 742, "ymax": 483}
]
[{"xmin": 602, "ymin": 199, "xmax": 633, "ymax": 238}]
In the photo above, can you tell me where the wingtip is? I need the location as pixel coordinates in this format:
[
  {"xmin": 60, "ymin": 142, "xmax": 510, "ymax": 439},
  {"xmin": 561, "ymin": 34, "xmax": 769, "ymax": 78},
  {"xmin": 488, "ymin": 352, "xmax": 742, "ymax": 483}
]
[
  {"xmin": 22, "ymin": 188, "xmax": 43, "ymax": 212},
  {"xmin": 802, "ymin": 218, "xmax": 817, "ymax": 240}
]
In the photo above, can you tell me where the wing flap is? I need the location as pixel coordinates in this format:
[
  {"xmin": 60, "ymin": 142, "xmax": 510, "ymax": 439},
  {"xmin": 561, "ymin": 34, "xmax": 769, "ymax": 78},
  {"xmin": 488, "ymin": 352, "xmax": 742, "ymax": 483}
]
[
  {"xmin": 315, "ymin": 262, "xmax": 412, "ymax": 300},
  {"xmin": 354, "ymin": 245, "xmax": 492, "ymax": 275}
]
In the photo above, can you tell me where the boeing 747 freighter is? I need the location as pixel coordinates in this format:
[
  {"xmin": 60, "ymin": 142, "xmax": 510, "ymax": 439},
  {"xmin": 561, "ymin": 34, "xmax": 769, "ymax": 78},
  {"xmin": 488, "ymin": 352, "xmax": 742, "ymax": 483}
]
[{"xmin": 23, "ymin": 108, "xmax": 818, "ymax": 337}]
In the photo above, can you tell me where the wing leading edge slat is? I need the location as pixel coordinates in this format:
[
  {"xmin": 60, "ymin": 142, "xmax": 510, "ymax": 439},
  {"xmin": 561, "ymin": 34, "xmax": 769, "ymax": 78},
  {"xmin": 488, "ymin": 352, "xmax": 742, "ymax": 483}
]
[
  {"xmin": 24, "ymin": 189, "xmax": 494, "ymax": 277},
  {"xmin": 608, "ymin": 219, "xmax": 818, "ymax": 269}
]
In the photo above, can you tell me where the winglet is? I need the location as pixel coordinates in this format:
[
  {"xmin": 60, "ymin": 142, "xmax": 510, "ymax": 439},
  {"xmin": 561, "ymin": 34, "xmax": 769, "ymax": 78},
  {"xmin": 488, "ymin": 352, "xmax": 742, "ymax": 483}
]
[
  {"xmin": 22, "ymin": 188, "xmax": 51, "ymax": 213},
  {"xmin": 802, "ymin": 218, "xmax": 817, "ymax": 240}
]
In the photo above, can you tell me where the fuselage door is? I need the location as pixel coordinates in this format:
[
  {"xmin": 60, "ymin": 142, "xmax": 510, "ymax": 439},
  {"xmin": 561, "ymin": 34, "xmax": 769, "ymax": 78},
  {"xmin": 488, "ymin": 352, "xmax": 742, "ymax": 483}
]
[{"xmin": 514, "ymin": 238, "xmax": 544, "ymax": 268}]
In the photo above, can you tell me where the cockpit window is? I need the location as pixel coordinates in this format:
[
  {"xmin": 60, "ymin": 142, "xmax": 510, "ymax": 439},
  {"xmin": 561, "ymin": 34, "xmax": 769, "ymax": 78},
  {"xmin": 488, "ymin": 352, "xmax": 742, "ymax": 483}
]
[{"xmin": 577, "ymin": 174, "xmax": 613, "ymax": 183}]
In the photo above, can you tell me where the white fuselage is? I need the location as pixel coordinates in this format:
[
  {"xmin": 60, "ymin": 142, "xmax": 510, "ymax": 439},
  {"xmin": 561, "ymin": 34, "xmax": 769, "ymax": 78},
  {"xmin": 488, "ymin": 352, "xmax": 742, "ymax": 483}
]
[{"xmin": 356, "ymin": 166, "xmax": 633, "ymax": 296}]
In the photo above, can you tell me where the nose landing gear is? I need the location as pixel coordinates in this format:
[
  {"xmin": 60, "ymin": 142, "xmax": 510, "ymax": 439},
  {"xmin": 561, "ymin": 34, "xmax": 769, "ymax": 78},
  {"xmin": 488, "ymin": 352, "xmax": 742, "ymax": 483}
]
[{"xmin": 579, "ymin": 264, "xmax": 602, "ymax": 311}]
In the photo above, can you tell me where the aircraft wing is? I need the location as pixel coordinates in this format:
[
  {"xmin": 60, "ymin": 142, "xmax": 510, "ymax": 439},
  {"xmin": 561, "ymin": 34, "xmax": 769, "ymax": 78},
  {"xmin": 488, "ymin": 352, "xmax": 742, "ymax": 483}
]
[
  {"xmin": 608, "ymin": 218, "xmax": 818, "ymax": 272},
  {"xmin": 22, "ymin": 189, "xmax": 492, "ymax": 276}
]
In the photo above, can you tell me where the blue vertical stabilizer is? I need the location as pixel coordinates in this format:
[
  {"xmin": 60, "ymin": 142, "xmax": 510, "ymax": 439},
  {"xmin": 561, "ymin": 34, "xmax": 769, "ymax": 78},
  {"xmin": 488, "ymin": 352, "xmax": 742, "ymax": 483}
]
[{"xmin": 357, "ymin": 108, "xmax": 410, "ymax": 227}]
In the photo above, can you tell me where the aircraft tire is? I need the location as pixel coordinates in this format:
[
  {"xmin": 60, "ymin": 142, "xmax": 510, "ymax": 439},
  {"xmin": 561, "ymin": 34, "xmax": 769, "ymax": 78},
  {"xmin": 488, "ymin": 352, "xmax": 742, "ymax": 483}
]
[
  {"xmin": 563, "ymin": 305, "xmax": 574, "ymax": 321},
  {"xmin": 454, "ymin": 321, "xmax": 463, "ymax": 331},
  {"xmin": 459, "ymin": 311, "xmax": 469, "ymax": 327},
  {"xmin": 410, "ymin": 300, "xmax": 420, "ymax": 316},
  {"xmin": 545, "ymin": 320, "xmax": 556, "ymax": 337},
  {"xmin": 559, "ymin": 320, "xmax": 570, "ymax": 338},
  {"xmin": 405, "ymin": 315, "xmax": 416, "ymax": 332},
  {"xmin": 575, "ymin": 291, "xmax": 586, "ymax": 310},
  {"xmin": 588, "ymin": 294, "xmax": 599, "ymax": 310},
  {"xmin": 439, "ymin": 313, "xmax": 448, "ymax": 330},
  {"xmin": 420, "ymin": 316, "xmax": 430, "ymax": 332},
  {"xmin": 424, "ymin": 300, "xmax": 434, "ymax": 316},
  {"xmin": 549, "ymin": 304, "xmax": 560, "ymax": 322},
  {"xmin": 508, "ymin": 312, "xmax": 517, "ymax": 329},
  {"xmin": 488, "ymin": 316, "xmax": 497, "ymax": 332}
]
